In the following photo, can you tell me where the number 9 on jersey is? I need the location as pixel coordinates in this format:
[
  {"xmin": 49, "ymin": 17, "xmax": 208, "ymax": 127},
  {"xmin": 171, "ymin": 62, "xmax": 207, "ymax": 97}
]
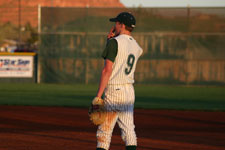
[{"xmin": 125, "ymin": 54, "xmax": 135, "ymax": 75}]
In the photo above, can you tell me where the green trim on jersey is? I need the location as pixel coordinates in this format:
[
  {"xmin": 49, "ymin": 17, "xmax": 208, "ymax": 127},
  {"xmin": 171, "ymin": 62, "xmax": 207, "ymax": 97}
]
[{"xmin": 101, "ymin": 39, "xmax": 118, "ymax": 62}]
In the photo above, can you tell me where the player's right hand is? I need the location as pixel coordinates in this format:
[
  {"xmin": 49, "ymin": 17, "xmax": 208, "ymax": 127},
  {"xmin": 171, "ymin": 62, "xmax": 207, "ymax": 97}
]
[{"xmin": 107, "ymin": 26, "xmax": 116, "ymax": 40}]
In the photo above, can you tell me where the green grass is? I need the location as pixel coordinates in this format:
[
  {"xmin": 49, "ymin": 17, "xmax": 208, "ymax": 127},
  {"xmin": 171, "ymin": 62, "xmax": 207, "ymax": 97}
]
[
  {"xmin": 0, "ymin": 83, "xmax": 224, "ymax": 111},
  {"xmin": 134, "ymin": 85, "xmax": 225, "ymax": 111}
]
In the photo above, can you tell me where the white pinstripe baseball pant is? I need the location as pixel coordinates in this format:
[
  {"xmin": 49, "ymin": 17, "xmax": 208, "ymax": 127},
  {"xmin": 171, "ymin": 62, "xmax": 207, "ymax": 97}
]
[{"xmin": 96, "ymin": 84, "xmax": 137, "ymax": 150}]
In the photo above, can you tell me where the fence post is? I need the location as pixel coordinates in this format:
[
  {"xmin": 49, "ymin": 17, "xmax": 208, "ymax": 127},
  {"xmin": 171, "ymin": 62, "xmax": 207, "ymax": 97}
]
[{"xmin": 37, "ymin": 4, "xmax": 42, "ymax": 83}]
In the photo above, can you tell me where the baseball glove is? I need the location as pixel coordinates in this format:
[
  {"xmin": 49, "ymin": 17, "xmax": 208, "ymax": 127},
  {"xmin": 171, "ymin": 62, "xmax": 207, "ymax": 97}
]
[{"xmin": 88, "ymin": 97, "xmax": 106, "ymax": 125}]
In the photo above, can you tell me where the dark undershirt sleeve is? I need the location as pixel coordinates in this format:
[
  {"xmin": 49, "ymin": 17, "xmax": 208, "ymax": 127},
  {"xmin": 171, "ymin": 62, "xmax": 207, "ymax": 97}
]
[{"xmin": 101, "ymin": 39, "xmax": 118, "ymax": 62}]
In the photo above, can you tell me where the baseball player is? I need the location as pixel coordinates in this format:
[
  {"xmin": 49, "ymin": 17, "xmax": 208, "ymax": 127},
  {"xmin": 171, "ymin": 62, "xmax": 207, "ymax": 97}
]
[{"xmin": 95, "ymin": 12, "xmax": 143, "ymax": 150}]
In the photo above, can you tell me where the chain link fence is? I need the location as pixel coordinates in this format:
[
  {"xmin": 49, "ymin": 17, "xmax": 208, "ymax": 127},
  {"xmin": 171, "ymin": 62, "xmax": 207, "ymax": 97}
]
[
  {"xmin": 1, "ymin": 6, "xmax": 225, "ymax": 84},
  {"xmin": 39, "ymin": 7, "xmax": 225, "ymax": 85}
]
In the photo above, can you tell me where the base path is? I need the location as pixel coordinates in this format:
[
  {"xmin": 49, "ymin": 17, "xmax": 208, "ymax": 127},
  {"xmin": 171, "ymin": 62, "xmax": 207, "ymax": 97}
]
[{"xmin": 0, "ymin": 106, "xmax": 225, "ymax": 150}]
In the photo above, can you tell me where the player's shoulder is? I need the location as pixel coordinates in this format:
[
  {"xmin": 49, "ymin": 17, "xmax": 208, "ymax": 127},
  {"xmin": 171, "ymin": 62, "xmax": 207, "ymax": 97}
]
[
  {"xmin": 114, "ymin": 34, "xmax": 128, "ymax": 41},
  {"xmin": 107, "ymin": 38, "xmax": 118, "ymax": 47},
  {"xmin": 129, "ymin": 36, "xmax": 142, "ymax": 51},
  {"xmin": 130, "ymin": 36, "xmax": 143, "ymax": 55}
]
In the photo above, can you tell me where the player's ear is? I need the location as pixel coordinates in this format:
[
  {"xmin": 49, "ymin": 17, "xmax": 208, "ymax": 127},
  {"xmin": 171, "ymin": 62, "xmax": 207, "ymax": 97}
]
[{"xmin": 121, "ymin": 23, "xmax": 126, "ymax": 29}]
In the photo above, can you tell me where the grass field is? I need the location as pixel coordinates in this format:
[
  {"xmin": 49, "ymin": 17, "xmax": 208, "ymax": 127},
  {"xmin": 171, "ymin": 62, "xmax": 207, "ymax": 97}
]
[{"xmin": 0, "ymin": 83, "xmax": 224, "ymax": 111}]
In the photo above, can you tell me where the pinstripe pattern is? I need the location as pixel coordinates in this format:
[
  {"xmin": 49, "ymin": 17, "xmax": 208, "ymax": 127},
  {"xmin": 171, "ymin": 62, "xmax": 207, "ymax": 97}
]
[
  {"xmin": 108, "ymin": 34, "xmax": 143, "ymax": 85},
  {"xmin": 96, "ymin": 34, "xmax": 142, "ymax": 150}
]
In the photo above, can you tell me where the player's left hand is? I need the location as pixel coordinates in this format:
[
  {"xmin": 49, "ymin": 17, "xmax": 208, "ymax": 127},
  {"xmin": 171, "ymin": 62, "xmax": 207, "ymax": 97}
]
[{"xmin": 88, "ymin": 97, "xmax": 106, "ymax": 125}]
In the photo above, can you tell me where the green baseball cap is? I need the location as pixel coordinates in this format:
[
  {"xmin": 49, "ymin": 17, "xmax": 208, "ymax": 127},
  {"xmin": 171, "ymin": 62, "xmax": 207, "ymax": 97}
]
[{"xmin": 109, "ymin": 12, "xmax": 136, "ymax": 28}]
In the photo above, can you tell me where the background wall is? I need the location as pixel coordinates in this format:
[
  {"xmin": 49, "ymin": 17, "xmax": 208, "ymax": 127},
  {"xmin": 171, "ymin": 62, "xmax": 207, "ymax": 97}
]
[{"xmin": 39, "ymin": 7, "xmax": 225, "ymax": 85}]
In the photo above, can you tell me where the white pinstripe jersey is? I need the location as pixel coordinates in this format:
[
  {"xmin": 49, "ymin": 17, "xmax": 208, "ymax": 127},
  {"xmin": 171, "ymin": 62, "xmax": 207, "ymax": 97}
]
[{"xmin": 108, "ymin": 34, "xmax": 143, "ymax": 85}]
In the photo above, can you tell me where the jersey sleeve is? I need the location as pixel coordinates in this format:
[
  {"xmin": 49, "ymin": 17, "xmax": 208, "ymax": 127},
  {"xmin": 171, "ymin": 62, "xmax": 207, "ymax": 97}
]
[{"xmin": 101, "ymin": 39, "xmax": 118, "ymax": 62}]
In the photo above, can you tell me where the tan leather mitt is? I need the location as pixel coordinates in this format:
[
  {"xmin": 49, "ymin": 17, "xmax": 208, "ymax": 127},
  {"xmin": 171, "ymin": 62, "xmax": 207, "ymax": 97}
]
[{"xmin": 88, "ymin": 97, "xmax": 106, "ymax": 125}]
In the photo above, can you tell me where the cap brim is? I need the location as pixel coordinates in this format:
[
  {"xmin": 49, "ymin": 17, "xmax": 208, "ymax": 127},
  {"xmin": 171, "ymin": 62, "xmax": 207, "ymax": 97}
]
[{"xmin": 109, "ymin": 18, "xmax": 117, "ymax": 22}]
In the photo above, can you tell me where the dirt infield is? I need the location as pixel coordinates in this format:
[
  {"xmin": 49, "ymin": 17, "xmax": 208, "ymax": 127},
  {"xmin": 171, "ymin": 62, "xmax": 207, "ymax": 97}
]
[{"xmin": 0, "ymin": 106, "xmax": 225, "ymax": 150}]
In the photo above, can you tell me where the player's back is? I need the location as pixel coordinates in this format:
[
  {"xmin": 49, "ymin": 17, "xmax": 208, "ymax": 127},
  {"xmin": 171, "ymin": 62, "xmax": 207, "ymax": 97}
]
[{"xmin": 108, "ymin": 34, "xmax": 143, "ymax": 85}]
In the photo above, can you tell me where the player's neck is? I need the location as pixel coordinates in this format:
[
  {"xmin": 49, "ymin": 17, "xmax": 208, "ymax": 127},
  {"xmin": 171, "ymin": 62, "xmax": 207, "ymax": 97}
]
[{"xmin": 120, "ymin": 30, "xmax": 131, "ymax": 36}]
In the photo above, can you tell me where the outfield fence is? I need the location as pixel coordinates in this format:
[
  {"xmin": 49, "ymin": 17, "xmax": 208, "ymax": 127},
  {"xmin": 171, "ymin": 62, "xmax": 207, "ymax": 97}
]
[
  {"xmin": 39, "ymin": 7, "xmax": 225, "ymax": 85},
  {"xmin": 1, "ymin": 6, "xmax": 225, "ymax": 84},
  {"xmin": 39, "ymin": 31, "xmax": 225, "ymax": 84}
]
